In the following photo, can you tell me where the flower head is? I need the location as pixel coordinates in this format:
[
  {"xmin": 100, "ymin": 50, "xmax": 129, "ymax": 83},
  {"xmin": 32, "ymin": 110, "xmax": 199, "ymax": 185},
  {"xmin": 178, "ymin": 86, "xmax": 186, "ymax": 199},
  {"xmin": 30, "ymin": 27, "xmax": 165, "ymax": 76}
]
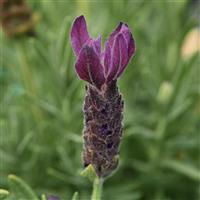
[{"xmin": 71, "ymin": 15, "xmax": 135, "ymax": 89}]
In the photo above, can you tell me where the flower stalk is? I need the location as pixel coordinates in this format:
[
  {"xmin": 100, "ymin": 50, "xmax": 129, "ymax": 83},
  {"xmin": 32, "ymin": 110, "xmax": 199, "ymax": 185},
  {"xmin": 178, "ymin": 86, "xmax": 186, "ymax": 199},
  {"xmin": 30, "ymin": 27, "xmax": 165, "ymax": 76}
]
[{"xmin": 91, "ymin": 178, "xmax": 103, "ymax": 200}]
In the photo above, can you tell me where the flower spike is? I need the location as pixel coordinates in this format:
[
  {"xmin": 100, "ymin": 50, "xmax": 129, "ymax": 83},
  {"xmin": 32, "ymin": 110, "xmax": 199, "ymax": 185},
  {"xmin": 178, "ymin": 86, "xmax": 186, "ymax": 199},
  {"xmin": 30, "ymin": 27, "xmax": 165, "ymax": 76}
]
[{"xmin": 71, "ymin": 15, "xmax": 136, "ymax": 177}]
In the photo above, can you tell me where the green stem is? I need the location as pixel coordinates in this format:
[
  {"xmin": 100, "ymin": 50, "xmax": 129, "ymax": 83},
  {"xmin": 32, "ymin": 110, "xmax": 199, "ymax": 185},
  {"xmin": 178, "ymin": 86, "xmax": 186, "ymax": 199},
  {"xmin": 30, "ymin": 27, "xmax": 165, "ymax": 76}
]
[
  {"xmin": 91, "ymin": 178, "xmax": 103, "ymax": 200},
  {"xmin": 16, "ymin": 40, "xmax": 43, "ymax": 124}
]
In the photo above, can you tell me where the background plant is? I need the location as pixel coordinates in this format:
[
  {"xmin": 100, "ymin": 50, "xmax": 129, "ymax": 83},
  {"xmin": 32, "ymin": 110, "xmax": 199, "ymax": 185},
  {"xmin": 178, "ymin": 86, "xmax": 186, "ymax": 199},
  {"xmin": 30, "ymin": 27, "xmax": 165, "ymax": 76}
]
[{"xmin": 0, "ymin": 0, "xmax": 199, "ymax": 200}]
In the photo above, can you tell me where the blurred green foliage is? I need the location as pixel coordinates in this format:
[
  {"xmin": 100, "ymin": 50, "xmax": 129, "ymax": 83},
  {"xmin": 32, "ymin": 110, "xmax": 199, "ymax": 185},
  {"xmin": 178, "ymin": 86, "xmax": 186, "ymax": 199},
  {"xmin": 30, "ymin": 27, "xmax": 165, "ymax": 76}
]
[{"xmin": 0, "ymin": 0, "xmax": 199, "ymax": 200}]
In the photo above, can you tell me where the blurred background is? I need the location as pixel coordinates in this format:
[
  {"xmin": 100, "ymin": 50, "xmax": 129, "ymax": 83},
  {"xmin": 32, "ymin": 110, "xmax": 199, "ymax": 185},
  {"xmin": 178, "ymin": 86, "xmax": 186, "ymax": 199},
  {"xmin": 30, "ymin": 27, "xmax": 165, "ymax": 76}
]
[{"xmin": 0, "ymin": 0, "xmax": 200, "ymax": 200}]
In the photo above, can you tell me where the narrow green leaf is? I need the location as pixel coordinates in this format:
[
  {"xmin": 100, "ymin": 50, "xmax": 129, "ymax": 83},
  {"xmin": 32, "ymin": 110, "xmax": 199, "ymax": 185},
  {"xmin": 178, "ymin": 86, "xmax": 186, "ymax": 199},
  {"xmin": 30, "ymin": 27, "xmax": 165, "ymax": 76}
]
[
  {"xmin": 80, "ymin": 164, "xmax": 97, "ymax": 182},
  {"xmin": 162, "ymin": 160, "xmax": 200, "ymax": 181},
  {"xmin": 31, "ymin": 40, "xmax": 53, "ymax": 68},
  {"xmin": 0, "ymin": 189, "xmax": 10, "ymax": 200},
  {"xmin": 8, "ymin": 175, "xmax": 38, "ymax": 200},
  {"xmin": 55, "ymin": 16, "xmax": 71, "ymax": 66},
  {"xmin": 17, "ymin": 131, "xmax": 34, "ymax": 153},
  {"xmin": 41, "ymin": 194, "xmax": 47, "ymax": 200},
  {"xmin": 168, "ymin": 98, "xmax": 192, "ymax": 122},
  {"xmin": 71, "ymin": 192, "xmax": 79, "ymax": 200}
]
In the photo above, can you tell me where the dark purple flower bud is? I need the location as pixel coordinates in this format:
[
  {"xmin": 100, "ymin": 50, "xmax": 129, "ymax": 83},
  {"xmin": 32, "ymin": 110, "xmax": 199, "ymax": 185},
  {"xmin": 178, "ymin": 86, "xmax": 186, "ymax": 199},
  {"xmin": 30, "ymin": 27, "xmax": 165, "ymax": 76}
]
[{"xmin": 70, "ymin": 16, "xmax": 136, "ymax": 178}]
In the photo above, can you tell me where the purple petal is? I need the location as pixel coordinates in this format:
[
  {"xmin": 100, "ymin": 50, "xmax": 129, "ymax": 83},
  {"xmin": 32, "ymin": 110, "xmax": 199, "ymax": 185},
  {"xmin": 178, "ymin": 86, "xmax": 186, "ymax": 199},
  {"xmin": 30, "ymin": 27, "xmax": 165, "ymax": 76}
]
[
  {"xmin": 93, "ymin": 35, "xmax": 101, "ymax": 55},
  {"xmin": 86, "ymin": 35, "xmax": 101, "ymax": 56},
  {"xmin": 104, "ymin": 22, "xmax": 136, "ymax": 80},
  {"xmin": 119, "ymin": 23, "xmax": 136, "ymax": 60},
  {"xmin": 103, "ymin": 41, "xmax": 111, "ymax": 76},
  {"xmin": 127, "ymin": 33, "xmax": 136, "ymax": 59},
  {"xmin": 75, "ymin": 49, "xmax": 91, "ymax": 83},
  {"xmin": 75, "ymin": 46, "xmax": 105, "ymax": 88},
  {"xmin": 108, "ymin": 22, "xmax": 123, "ymax": 47},
  {"xmin": 107, "ymin": 22, "xmax": 135, "ymax": 60},
  {"xmin": 115, "ymin": 26, "xmax": 136, "ymax": 78},
  {"xmin": 71, "ymin": 15, "xmax": 90, "ymax": 56},
  {"xmin": 107, "ymin": 34, "xmax": 128, "ymax": 81}
]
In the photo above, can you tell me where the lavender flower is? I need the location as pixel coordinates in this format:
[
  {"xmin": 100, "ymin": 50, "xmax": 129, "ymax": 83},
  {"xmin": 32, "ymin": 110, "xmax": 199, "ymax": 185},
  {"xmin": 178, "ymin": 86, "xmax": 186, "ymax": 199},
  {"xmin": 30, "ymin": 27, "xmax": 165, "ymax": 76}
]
[{"xmin": 71, "ymin": 15, "xmax": 136, "ymax": 177}]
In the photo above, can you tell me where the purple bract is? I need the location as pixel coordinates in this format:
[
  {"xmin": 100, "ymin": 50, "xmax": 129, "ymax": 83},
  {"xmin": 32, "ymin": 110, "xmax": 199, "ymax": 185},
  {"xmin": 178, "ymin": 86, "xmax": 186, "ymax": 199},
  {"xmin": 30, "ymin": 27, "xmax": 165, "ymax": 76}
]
[{"xmin": 71, "ymin": 15, "xmax": 136, "ymax": 89}]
